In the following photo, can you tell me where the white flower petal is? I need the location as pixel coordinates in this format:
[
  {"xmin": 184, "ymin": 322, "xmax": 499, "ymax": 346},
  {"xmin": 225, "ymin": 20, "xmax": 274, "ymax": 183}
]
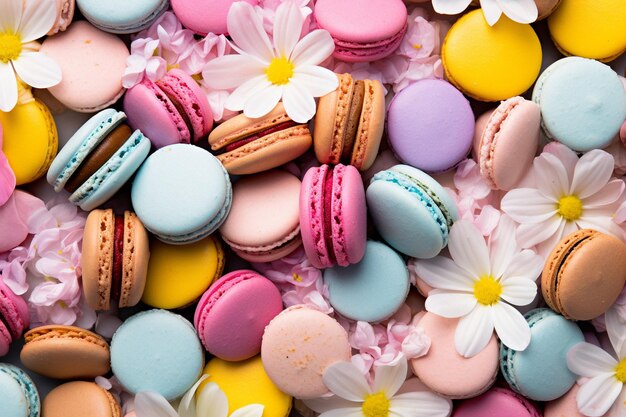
[
  {"xmin": 576, "ymin": 216, "xmax": 624, "ymax": 240},
  {"xmin": 480, "ymin": 0, "xmax": 504, "ymax": 25},
  {"xmin": 448, "ymin": 220, "xmax": 490, "ymax": 277},
  {"xmin": 177, "ymin": 375, "xmax": 208, "ymax": 417},
  {"xmin": 134, "ymin": 392, "xmax": 179, "ymax": 417},
  {"xmin": 227, "ymin": 2, "xmax": 274, "ymax": 63},
  {"xmin": 243, "ymin": 84, "xmax": 282, "ymax": 119},
  {"xmin": 491, "ymin": 303, "xmax": 531, "ymax": 351},
  {"xmin": 425, "ymin": 291, "xmax": 477, "ymax": 319},
  {"xmin": 292, "ymin": 66, "xmax": 338, "ymax": 97},
  {"xmin": 12, "ymin": 51, "xmax": 61, "ymax": 88},
  {"xmin": 415, "ymin": 257, "xmax": 476, "ymax": 291},
  {"xmin": 323, "ymin": 361, "xmax": 372, "ymax": 401},
  {"xmin": 390, "ymin": 392, "xmax": 451, "ymax": 417},
  {"xmin": 231, "ymin": 404, "xmax": 265, "ymax": 417},
  {"xmin": 225, "ymin": 74, "xmax": 271, "ymax": 111},
  {"xmin": 304, "ymin": 396, "xmax": 357, "ymax": 413},
  {"xmin": 500, "ymin": 277, "xmax": 537, "ymax": 306},
  {"xmin": 496, "ymin": 0, "xmax": 538, "ymax": 24},
  {"xmin": 202, "ymin": 55, "xmax": 264, "ymax": 90},
  {"xmin": 282, "ymin": 82, "xmax": 315, "ymax": 123},
  {"xmin": 608, "ymin": 387, "xmax": 626, "ymax": 417},
  {"xmin": 534, "ymin": 152, "xmax": 570, "ymax": 199},
  {"xmin": 568, "ymin": 343, "xmax": 619, "ymax": 377},
  {"xmin": 501, "ymin": 188, "xmax": 557, "ymax": 223},
  {"xmin": 373, "ymin": 357, "xmax": 407, "ymax": 397},
  {"xmin": 489, "ymin": 215, "xmax": 519, "ymax": 279},
  {"xmin": 501, "ymin": 250, "xmax": 543, "ymax": 284},
  {"xmin": 571, "ymin": 150, "xmax": 615, "ymax": 199},
  {"xmin": 19, "ymin": 0, "xmax": 56, "ymax": 42},
  {"xmin": 577, "ymin": 374, "xmax": 623, "ymax": 417},
  {"xmin": 273, "ymin": 1, "xmax": 303, "ymax": 58},
  {"xmin": 583, "ymin": 180, "xmax": 625, "ymax": 209},
  {"xmin": 319, "ymin": 407, "xmax": 364, "ymax": 417},
  {"xmin": 0, "ymin": 62, "xmax": 18, "ymax": 112},
  {"xmin": 605, "ymin": 307, "xmax": 626, "ymax": 358},
  {"xmin": 196, "ymin": 382, "xmax": 229, "ymax": 417},
  {"xmin": 431, "ymin": 0, "xmax": 472, "ymax": 14},
  {"xmin": 291, "ymin": 30, "xmax": 336, "ymax": 66},
  {"xmin": 455, "ymin": 305, "xmax": 494, "ymax": 358},
  {"xmin": 516, "ymin": 217, "xmax": 563, "ymax": 248},
  {"xmin": 0, "ymin": 0, "xmax": 21, "ymax": 33}
]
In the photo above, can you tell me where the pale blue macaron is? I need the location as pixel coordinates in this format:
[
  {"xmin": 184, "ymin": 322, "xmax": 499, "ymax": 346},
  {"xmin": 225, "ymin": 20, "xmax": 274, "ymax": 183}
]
[
  {"xmin": 110, "ymin": 309, "xmax": 204, "ymax": 401},
  {"xmin": 77, "ymin": 0, "xmax": 170, "ymax": 34},
  {"xmin": 366, "ymin": 164, "xmax": 458, "ymax": 259},
  {"xmin": 131, "ymin": 144, "xmax": 232, "ymax": 244},
  {"xmin": 0, "ymin": 363, "xmax": 40, "ymax": 417},
  {"xmin": 324, "ymin": 240, "xmax": 410, "ymax": 322},
  {"xmin": 532, "ymin": 57, "xmax": 626, "ymax": 152},
  {"xmin": 500, "ymin": 308, "xmax": 584, "ymax": 402}
]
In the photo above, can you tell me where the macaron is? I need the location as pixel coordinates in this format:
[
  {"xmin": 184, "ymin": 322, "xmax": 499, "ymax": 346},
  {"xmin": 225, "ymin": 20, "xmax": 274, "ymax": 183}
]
[
  {"xmin": 170, "ymin": 0, "xmax": 259, "ymax": 35},
  {"xmin": 0, "ymin": 96, "xmax": 57, "ymax": 185},
  {"xmin": 411, "ymin": 312, "xmax": 499, "ymax": 399},
  {"xmin": 299, "ymin": 164, "xmax": 367, "ymax": 269},
  {"xmin": 81, "ymin": 209, "xmax": 150, "ymax": 311},
  {"xmin": 366, "ymin": 164, "xmax": 459, "ymax": 258},
  {"xmin": 324, "ymin": 240, "xmax": 410, "ymax": 322},
  {"xmin": 48, "ymin": 0, "xmax": 76, "ymax": 35},
  {"xmin": 544, "ymin": 384, "xmax": 588, "ymax": 417},
  {"xmin": 442, "ymin": 10, "xmax": 542, "ymax": 101},
  {"xmin": 0, "ymin": 364, "xmax": 40, "ymax": 417},
  {"xmin": 199, "ymin": 356, "xmax": 292, "ymax": 417},
  {"xmin": 46, "ymin": 109, "xmax": 151, "ymax": 211},
  {"xmin": 548, "ymin": 0, "xmax": 626, "ymax": 62},
  {"xmin": 77, "ymin": 0, "xmax": 169, "ymax": 33},
  {"xmin": 261, "ymin": 305, "xmax": 352, "ymax": 399},
  {"xmin": 131, "ymin": 144, "xmax": 232, "ymax": 244},
  {"xmin": 142, "ymin": 236, "xmax": 224, "ymax": 309},
  {"xmin": 535, "ymin": 0, "xmax": 562, "ymax": 19},
  {"xmin": 532, "ymin": 57, "xmax": 626, "ymax": 152},
  {"xmin": 124, "ymin": 69, "xmax": 214, "ymax": 149},
  {"xmin": 40, "ymin": 21, "xmax": 129, "ymax": 112},
  {"xmin": 43, "ymin": 381, "xmax": 122, "ymax": 417},
  {"xmin": 473, "ymin": 97, "xmax": 541, "ymax": 190},
  {"xmin": 313, "ymin": 73, "xmax": 385, "ymax": 171},
  {"xmin": 0, "ymin": 280, "xmax": 29, "ymax": 357},
  {"xmin": 500, "ymin": 308, "xmax": 584, "ymax": 401},
  {"xmin": 452, "ymin": 387, "xmax": 542, "ymax": 417},
  {"xmin": 219, "ymin": 170, "xmax": 302, "ymax": 262},
  {"xmin": 314, "ymin": 0, "xmax": 407, "ymax": 62},
  {"xmin": 541, "ymin": 229, "xmax": 626, "ymax": 321},
  {"xmin": 195, "ymin": 270, "xmax": 283, "ymax": 361},
  {"xmin": 20, "ymin": 325, "xmax": 111, "ymax": 379},
  {"xmin": 208, "ymin": 103, "xmax": 312, "ymax": 175},
  {"xmin": 387, "ymin": 79, "xmax": 475, "ymax": 173},
  {"xmin": 110, "ymin": 309, "xmax": 204, "ymax": 400}
]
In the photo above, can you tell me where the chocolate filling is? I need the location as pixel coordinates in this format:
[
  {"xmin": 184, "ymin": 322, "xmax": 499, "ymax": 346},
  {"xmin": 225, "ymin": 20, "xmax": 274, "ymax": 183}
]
[
  {"xmin": 111, "ymin": 215, "xmax": 124, "ymax": 305},
  {"xmin": 224, "ymin": 121, "xmax": 299, "ymax": 152},
  {"xmin": 160, "ymin": 85, "xmax": 194, "ymax": 138},
  {"xmin": 322, "ymin": 167, "xmax": 337, "ymax": 265},
  {"xmin": 65, "ymin": 124, "xmax": 132, "ymax": 193},
  {"xmin": 341, "ymin": 80, "xmax": 365, "ymax": 163}
]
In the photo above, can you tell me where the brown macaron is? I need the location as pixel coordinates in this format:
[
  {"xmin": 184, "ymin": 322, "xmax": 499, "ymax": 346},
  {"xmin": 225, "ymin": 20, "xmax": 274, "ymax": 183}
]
[
  {"xmin": 208, "ymin": 102, "xmax": 312, "ymax": 175},
  {"xmin": 20, "ymin": 325, "xmax": 110, "ymax": 379},
  {"xmin": 43, "ymin": 381, "xmax": 122, "ymax": 417},
  {"xmin": 313, "ymin": 73, "xmax": 385, "ymax": 171},
  {"xmin": 82, "ymin": 209, "xmax": 150, "ymax": 311},
  {"xmin": 535, "ymin": 0, "xmax": 562, "ymax": 19},
  {"xmin": 542, "ymin": 229, "xmax": 626, "ymax": 320}
]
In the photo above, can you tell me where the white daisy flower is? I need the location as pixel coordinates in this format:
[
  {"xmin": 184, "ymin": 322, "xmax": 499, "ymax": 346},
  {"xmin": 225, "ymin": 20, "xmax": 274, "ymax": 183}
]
[
  {"xmin": 431, "ymin": 0, "xmax": 538, "ymax": 26},
  {"xmin": 415, "ymin": 216, "xmax": 543, "ymax": 358},
  {"xmin": 202, "ymin": 1, "xmax": 338, "ymax": 123}
]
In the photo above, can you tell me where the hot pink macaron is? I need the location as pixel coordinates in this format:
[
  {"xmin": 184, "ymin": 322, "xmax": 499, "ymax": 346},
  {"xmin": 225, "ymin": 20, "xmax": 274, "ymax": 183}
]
[
  {"xmin": 194, "ymin": 270, "xmax": 283, "ymax": 362},
  {"xmin": 314, "ymin": 0, "xmax": 408, "ymax": 62},
  {"xmin": 452, "ymin": 386, "xmax": 542, "ymax": 417},
  {"xmin": 0, "ymin": 280, "xmax": 29, "ymax": 357},
  {"xmin": 124, "ymin": 69, "xmax": 213, "ymax": 149},
  {"xmin": 299, "ymin": 164, "xmax": 367, "ymax": 269},
  {"xmin": 171, "ymin": 0, "xmax": 259, "ymax": 35}
]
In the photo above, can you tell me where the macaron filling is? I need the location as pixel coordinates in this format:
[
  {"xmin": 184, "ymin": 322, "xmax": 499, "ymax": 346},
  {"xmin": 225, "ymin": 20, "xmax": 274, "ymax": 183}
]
[
  {"xmin": 223, "ymin": 225, "xmax": 301, "ymax": 258},
  {"xmin": 322, "ymin": 166, "xmax": 338, "ymax": 265},
  {"xmin": 339, "ymin": 80, "xmax": 365, "ymax": 162},
  {"xmin": 111, "ymin": 215, "xmax": 125, "ymax": 305},
  {"xmin": 548, "ymin": 234, "xmax": 592, "ymax": 311},
  {"xmin": 160, "ymin": 86, "xmax": 194, "ymax": 139},
  {"xmin": 223, "ymin": 121, "xmax": 300, "ymax": 152},
  {"xmin": 0, "ymin": 305, "xmax": 15, "ymax": 340}
]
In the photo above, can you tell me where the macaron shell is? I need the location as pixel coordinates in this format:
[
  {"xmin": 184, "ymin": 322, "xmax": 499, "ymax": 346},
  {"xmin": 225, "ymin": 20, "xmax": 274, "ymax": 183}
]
[
  {"xmin": 452, "ymin": 387, "xmax": 541, "ymax": 417},
  {"xmin": 43, "ymin": 381, "xmax": 122, "ymax": 417},
  {"xmin": 81, "ymin": 209, "xmax": 115, "ymax": 310},
  {"xmin": 333, "ymin": 165, "xmax": 367, "ymax": 265},
  {"xmin": 120, "ymin": 211, "xmax": 150, "ymax": 307},
  {"xmin": 535, "ymin": 0, "xmax": 562, "ymax": 19},
  {"xmin": 351, "ymin": 79, "xmax": 385, "ymax": 170},
  {"xmin": 0, "ymin": 279, "xmax": 29, "ymax": 337},
  {"xmin": 0, "ymin": 325, "xmax": 10, "ymax": 357},
  {"xmin": 77, "ymin": 0, "xmax": 168, "ymax": 33},
  {"xmin": 170, "ymin": 0, "xmax": 259, "ymax": 35},
  {"xmin": 300, "ymin": 165, "xmax": 332, "ymax": 268},
  {"xmin": 0, "ymin": 370, "xmax": 31, "ymax": 417},
  {"xmin": 0, "ymin": 364, "xmax": 40, "ymax": 417}
]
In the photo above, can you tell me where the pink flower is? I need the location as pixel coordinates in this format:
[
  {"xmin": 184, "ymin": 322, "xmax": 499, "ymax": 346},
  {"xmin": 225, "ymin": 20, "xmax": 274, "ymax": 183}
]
[
  {"xmin": 0, "ymin": 124, "xmax": 16, "ymax": 206},
  {"xmin": 122, "ymin": 38, "xmax": 167, "ymax": 88},
  {"xmin": 398, "ymin": 14, "xmax": 436, "ymax": 60}
]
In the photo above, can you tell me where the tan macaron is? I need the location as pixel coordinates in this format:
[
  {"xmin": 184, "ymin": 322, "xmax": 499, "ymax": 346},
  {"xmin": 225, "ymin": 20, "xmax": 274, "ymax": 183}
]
[
  {"xmin": 82, "ymin": 209, "xmax": 149, "ymax": 311},
  {"xmin": 535, "ymin": 0, "xmax": 562, "ymax": 19},
  {"xmin": 542, "ymin": 229, "xmax": 626, "ymax": 320},
  {"xmin": 20, "ymin": 325, "xmax": 110, "ymax": 379},
  {"xmin": 43, "ymin": 381, "xmax": 121, "ymax": 417}
]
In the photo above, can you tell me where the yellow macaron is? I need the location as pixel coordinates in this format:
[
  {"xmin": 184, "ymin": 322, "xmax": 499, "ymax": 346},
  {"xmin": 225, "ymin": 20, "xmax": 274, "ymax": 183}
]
[
  {"xmin": 548, "ymin": 0, "xmax": 626, "ymax": 62},
  {"xmin": 199, "ymin": 356, "xmax": 292, "ymax": 417},
  {"xmin": 0, "ymin": 88, "xmax": 58, "ymax": 185},
  {"xmin": 442, "ymin": 9, "xmax": 542, "ymax": 102},
  {"xmin": 141, "ymin": 235, "xmax": 224, "ymax": 309}
]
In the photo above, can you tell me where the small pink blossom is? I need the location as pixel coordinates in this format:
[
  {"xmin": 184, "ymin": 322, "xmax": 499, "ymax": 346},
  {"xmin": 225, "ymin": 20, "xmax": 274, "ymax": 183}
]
[
  {"xmin": 256, "ymin": 0, "xmax": 316, "ymax": 37},
  {"xmin": 122, "ymin": 38, "xmax": 166, "ymax": 88},
  {"xmin": 0, "ymin": 126, "xmax": 16, "ymax": 205}
]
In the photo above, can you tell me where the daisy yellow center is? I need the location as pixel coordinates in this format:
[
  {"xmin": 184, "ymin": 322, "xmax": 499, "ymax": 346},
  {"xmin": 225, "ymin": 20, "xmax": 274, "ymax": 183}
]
[
  {"xmin": 292, "ymin": 273, "xmax": 302, "ymax": 282},
  {"xmin": 557, "ymin": 195, "xmax": 583, "ymax": 221},
  {"xmin": 266, "ymin": 56, "xmax": 294, "ymax": 85},
  {"xmin": 362, "ymin": 392, "xmax": 390, "ymax": 417},
  {"xmin": 473, "ymin": 275, "xmax": 502, "ymax": 306},
  {"xmin": 615, "ymin": 359, "xmax": 626, "ymax": 383},
  {"xmin": 0, "ymin": 32, "xmax": 22, "ymax": 63}
]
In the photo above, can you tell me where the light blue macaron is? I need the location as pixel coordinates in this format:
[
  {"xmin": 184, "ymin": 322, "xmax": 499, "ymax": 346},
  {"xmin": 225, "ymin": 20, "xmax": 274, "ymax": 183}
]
[
  {"xmin": 366, "ymin": 164, "xmax": 458, "ymax": 259},
  {"xmin": 76, "ymin": 0, "xmax": 170, "ymax": 34},
  {"xmin": 131, "ymin": 144, "xmax": 232, "ymax": 244},
  {"xmin": 0, "ymin": 363, "xmax": 40, "ymax": 417},
  {"xmin": 500, "ymin": 308, "xmax": 584, "ymax": 402},
  {"xmin": 532, "ymin": 57, "xmax": 626, "ymax": 152},
  {"xmin": 110, "ymin": 309, "xmax": 204, "ymax": 401},
  {"xmin": 46, "ymin": 108, "xmax": 151, "ymax": 211},
  {"xmin": 324, "ymin": 240, "xmax": 410, "ymax": 322}
]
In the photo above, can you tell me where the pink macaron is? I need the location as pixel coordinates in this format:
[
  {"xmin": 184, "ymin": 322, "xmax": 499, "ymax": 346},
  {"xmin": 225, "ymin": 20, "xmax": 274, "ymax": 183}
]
[
  {"xmin": 314, "ymin": 0, "xmax": 408, "ymax": 62},
  {"xmin": 452, "ymin": 386, "xmax": 542, "ymax": 417},
  {"xmin": 0, "ymin": 280, "xmax": 29, "ymax": 357},
  {"xmin": 194, "ymin": 270, "xmax": 283, "ymax": 362},
  {"xmin": 299, "ymin": 164, "xmax": 367, "ymax": 269},
  {"xmin": 170, "ymin": 0, "xmax": 259, "ymax": 35},
  {"xmin": 124, "ymin": 69, "xmax": 213, "ymax": 149}
]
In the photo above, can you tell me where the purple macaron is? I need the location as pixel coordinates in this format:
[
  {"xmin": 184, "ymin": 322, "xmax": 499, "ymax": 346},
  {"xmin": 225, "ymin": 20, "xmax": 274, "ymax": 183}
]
[{"xmin": 387, "ymin": 79, "xmax": 475, "ymax": 173}]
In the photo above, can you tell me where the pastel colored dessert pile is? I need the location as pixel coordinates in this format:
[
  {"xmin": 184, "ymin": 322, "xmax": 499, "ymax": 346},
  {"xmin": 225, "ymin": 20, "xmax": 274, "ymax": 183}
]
[{"xmin": 0, "ymin": 1, "xmax": 625, "ymax": 417}]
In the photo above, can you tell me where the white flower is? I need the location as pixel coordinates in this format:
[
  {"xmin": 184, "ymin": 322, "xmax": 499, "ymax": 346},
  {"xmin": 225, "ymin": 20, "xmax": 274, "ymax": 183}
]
[
  {"xmin": 202, "ymin": 1, "xmax": 338, "ymax": 123},
  {"xmin": 501, "ymin": 146, "xmax": 625, "ymax": 256},
  {"xmin": 567, "ymin": 306, "xmax": 626, "ymax": 417},
  {"xmin": 0, "ymin": 0, "xmax": 62, "ymax": 111},
  {"xmin": 134, "ymin": 375, "xmax": 264, "ymax": 417},
  {"xmin": 431, "ymin": 0, "xmax": 538, "ymax": 26},
  {"xmin": 416, "ymin": 216, "xmax": 543, "ymax": 358},
  {"xmin": 304, "ymin": 356, "xmax": 450, "ymax": 417}
]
